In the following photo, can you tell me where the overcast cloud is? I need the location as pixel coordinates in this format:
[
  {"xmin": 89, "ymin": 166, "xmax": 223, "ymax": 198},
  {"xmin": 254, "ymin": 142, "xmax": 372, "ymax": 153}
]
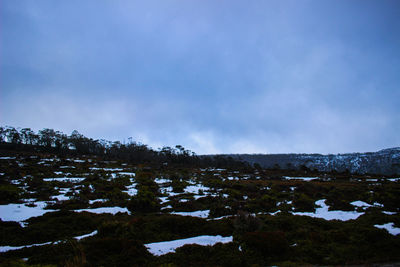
[{"xmin": 1, "ymin": 0, "xmax": 399, "ymax": 154}]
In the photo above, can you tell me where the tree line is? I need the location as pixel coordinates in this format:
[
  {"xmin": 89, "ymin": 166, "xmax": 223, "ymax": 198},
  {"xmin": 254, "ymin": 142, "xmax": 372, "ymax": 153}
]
[{"xmin": 0, "ymin": 126, "xmax": 248, "ymax": 169}]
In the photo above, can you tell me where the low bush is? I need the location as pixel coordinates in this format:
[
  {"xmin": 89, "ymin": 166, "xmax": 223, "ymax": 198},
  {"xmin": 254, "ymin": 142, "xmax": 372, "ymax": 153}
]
[
  {"xmin": 242, "ymin": 231, "xmax": 289, "ymax": 258},
  {"xmin": 0, "ymin": 184, "xmax": 22, "ymax": 204}
]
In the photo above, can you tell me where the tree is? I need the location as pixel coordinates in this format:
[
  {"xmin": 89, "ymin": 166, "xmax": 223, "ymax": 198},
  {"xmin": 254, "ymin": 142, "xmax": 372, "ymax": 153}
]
[
  {"xmin": 7, "ymin": 127, "xmax": 21, "ymax": 144},
  {"xmin": 0, "ymin": 127, "xmax": 6, "ymax": 142},
  {"xmin": 20, "ymin": 128, "xmax": 35, "ymax": 145},
  {"xmin": 39, "ymin": 128, "xmax": 56, "ymax": 147}
]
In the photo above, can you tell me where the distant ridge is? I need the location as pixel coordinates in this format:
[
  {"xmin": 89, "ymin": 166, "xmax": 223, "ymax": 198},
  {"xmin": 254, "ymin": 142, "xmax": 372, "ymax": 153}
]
[{"xmin": 223, "ymin": 147, "xmax": 400, "ymax": 175}]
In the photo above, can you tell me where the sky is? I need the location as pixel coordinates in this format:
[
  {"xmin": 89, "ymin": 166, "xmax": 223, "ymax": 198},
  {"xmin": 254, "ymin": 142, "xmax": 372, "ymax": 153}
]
[{"xmin": 1, "ymin": 0, "xmax": 400, "ymax": 155}]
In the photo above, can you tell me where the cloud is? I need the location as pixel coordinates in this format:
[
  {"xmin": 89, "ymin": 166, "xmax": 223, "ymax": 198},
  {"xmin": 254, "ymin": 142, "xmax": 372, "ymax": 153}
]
[
  {"xmin": 1, "ymin": 90, "xmax": 131, "ymax": 138},
  {"xmin": 187, "ymin": 131, "xmax": 220, "ymax": 155}
]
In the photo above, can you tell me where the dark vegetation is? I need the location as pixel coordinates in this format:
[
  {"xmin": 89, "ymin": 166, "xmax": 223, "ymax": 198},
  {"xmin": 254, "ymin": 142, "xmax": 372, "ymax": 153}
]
[
  {"xmin": 0, "ymin": 126, "xmax": 399, "ymax": 266},
  {"xmin": 0, "ymin": 126, "xmax": 248, "ymax": 169}
]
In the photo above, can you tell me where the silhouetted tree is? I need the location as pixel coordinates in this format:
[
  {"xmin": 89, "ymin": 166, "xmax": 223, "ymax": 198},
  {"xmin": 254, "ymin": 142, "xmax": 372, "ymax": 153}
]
[{"xmin": 0, "ymin": 125, "xmax": 248, "ymax": 169}]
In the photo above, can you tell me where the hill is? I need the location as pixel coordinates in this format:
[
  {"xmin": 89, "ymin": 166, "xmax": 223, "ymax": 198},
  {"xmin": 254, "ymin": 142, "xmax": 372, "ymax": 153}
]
[{"xmin": 223, "ymin": 147, "xmax": 400, "ymax": 175}]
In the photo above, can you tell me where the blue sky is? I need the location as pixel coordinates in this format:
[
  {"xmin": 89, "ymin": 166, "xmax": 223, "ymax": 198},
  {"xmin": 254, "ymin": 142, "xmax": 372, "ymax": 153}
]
[{"xmin": 1, "ymin": 0, "xmax": 399, "ymax": 154}]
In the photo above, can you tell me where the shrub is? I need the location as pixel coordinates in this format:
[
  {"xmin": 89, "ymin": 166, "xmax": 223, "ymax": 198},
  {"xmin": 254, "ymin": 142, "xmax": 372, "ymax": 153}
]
[
  {"xmin": 127, "ymin": 188, "xmax": 160, "ymax": 213},
  {"xmin": 242, "ymin": 231, "xmax": 289, "ymax": 257},
  {"xmin": 233, "ymin": 211, "xmax": 261, "ymax": 236},
  {"xmin": 0, "ymin": 260, "xmax": 56, "ymax": 267},
  {"xmin": 171, "ymin": 179, "xmax": 187, "ymax": 193},
  {"xmin": 209, "ymin": 202, "xmax": 231, "ymax": 218},
  {"xmin": 0, "ymin": 184, "xmax": 22, "ymax": 203},
  {"xmin": 78, "ymin": 237, "xmax": 151, "ymax": 267},
  {"xmin": 293, "ymin": 193, "xmax": 315, "ymax": 212}
]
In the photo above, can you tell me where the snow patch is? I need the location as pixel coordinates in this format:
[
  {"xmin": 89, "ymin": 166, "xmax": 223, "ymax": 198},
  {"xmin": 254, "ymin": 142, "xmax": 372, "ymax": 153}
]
[
  {"xmin": 74, "ymin": 207, "xmax": 130, "ymax": 215},
  {"xmin": 292, "ymin": 199, "xmax": 364, "ymax": 221},
  {"xmin": 0, "ymin": 156, "xmax": 16, "ymax": 160},
  {"xmin": 0, "ymin": 202, "xmax": 57, "ymax": 223},
  {"xmin": 88, "ymin": 199, "xmax": 107, "ymax": 204},
  {"xmin": 123, "ymin": 183, "xmax": 138, "ymax": 196},
  {"xmin": 171, "ymin": 210, "xmax": 210, "ymax": 219},
  {"xmin": 283, "ymin": 176, "xmax": 318, "ymax": 181},
  {"xmin": 184, "ymin": 184, "xmax": 210, "ymax": 194},
  {"xmin": 0, "ymin": 230, "xmax": 98, "ymax": 253},
  {"xmin": 155, "ymin": 178, "xmax": 170, "ymax": 184},
  {"xmin": 118, "ymin": 172, "xmax": 136, "ymax": 177},
  {"xmin": 43, "ymin": 177, "xmax": 85, "ymax": 183},
  {"xmin": 145, "ymin": 235, "xmax": 233, "ymax": 256},
  {"xmin": 351, "ymin": 201, "xmax": 372, "ymax": 208},
  {"xmin": 383, "ymin": 211, "xmax": 396, "ymax": 215},
  {"xmin": 51, "ymin": 193, "xmax": 70, "ymax": 201},
  {"xmin": 374, "ymin": 223, "xmax": 400, "ymax": 235},
  {"xmin": 160, "ymin": 186, "xmax": 180, "ymax": 197},
  {"xmin": 74, "ymin": 230, "xmax": 98, "ymax": 240},
  {"xmin": 90, "ymin": 167, "xmax": 123, "ymax": 171},
  {"xmin": 159, "ymin": 197, "xmax": 169, "ymax": 204}
]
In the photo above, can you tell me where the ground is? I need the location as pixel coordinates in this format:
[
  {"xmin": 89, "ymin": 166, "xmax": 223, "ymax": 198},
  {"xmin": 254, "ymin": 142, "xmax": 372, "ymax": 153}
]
[{"xmin": 0, "ymin": 151, "xmax": 399, "ymax": 266}]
